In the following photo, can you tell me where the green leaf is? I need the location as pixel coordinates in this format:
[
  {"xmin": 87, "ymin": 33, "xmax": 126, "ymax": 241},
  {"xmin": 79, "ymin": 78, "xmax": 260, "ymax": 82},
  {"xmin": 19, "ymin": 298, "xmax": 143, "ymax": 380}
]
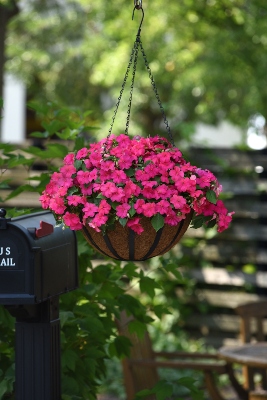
[
  {"xmin": 129, "ymin": 203, "xmax": 136, "ymax": 217},
  {"xmin": 122, "ymin": 262, "xmax": 139, "ymax": 278},
  {"xmin": 135, "ymin": 388, "xmax": 154, "ymax": 398},
  {"xmin": 74, "ymin": 160, "xmax": 83, "ymax": 169},
  {"xmin": 154, "ymin": 380, "xmax": 173, "ymax": 400},
  {"xmin": 46, "ymin": 143, "xmax": 69, "ymax": 158},
  {"xmin": 67, "ymin": 186, "xmax": 79, "ymax": 195},
  {"xmin": 61, "ymin": 349, "xmax": 80, "ymax": 372},
  {"xmin": 56, "ymin": 128, "xmax": 80, "ymax": 140},
  {"xmin": 6, "ymin": 184, "xmax": 37, "ymax": 200},
  {"xmin": 30, "ymin": 131, "xmax": 49, "ymax": 138},
  {"xmin": 139, "ymin": 276, "xmax": 160, "ymax": 298},
  {"xmin": 111, "ymin": 201, "xmax": 119, "ymax": 210},
  {"xmin": 0, "ymin": 380, "xmax": 8, "ymax": 399},
  {"xmin": 108, "ymin": 336, "xmax": 132, "ymax": 358},
  {"xmin": 0, "ymin": 143, "xmax": 15, "ymax": 152},
  {"xmin": 206, "ymin": 189, "xmax": 217, "ymax": 204},
  {"xmin": 128, "ymin": 320, "xmax": 147, "ymax": 338},
  {"xmin": 207, "ymin": 218, "xmax": 217, "ymax": 228},
  {"xmin": 164, "ymin": 263, "xmax": 184, "ymax": 281},
  {"xmin": 41, "ymin": 119, "xmax": 66, "ymax": 135},
  {"xmin": 153, "ymin": 304, "xmax": 171, "ymax": 319},
  {"xmin": 191, "ymin": 215, "xmax": 204, "ymax": 229},
  {"xmin": 0, "ymin": 179, "xmax": 10, "ymax": 189},
  {"xmin": 74, "ymin": 136, "xmax": 86, "ymax": 151},
  {"xmin": 7, "ymin": 154, "xmax": 32, "ymax": 168},
  {"xmin": 151, "ymin": 213, "xmax": 164, "ymax": 232},
  {"xmin": 119, "ymin": 218, "xmax": 127, "ymax": 227},
  {"xmin": 125, "ymin": 167, "xmax": 135, "ymax": 177}
]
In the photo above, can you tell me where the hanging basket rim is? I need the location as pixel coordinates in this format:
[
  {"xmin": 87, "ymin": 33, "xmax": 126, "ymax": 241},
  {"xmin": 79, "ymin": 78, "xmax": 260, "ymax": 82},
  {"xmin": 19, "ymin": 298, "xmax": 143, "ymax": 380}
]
[{"xmin": 82, "ymin": 212, "xmax": 192, "ymax": 261}]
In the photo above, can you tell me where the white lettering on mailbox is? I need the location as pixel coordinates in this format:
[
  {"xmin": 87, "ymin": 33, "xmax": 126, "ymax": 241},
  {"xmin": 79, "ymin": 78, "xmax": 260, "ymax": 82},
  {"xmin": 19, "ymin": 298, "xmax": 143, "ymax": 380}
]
[
  {"xmin": 0, "ymin": 247, "xmax": 16, "ymax": 267},
  {"xmin": 0, "ymin": 258, "xmax": 15, "ymax": 266},
  {"xmin": 0, "ymin": 247, "xmax": 11, "ymax": 256}
]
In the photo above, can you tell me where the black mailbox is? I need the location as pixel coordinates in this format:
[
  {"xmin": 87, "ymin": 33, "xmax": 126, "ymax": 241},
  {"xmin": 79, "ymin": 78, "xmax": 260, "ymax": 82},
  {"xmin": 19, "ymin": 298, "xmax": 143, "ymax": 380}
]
[
  {"xmin": 0, "ymin": 209, "xmax": 79, "ymax": 400},
  {"xmin": 0, "ymin": 209, "xmax": 78, "ymax": 305}
]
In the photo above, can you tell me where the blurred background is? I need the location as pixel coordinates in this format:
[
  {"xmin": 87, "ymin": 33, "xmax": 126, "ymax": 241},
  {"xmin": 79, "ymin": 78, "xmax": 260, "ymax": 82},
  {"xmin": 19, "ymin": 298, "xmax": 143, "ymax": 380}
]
[
  {"xmin": 1, "ymin": 0, "xmax": 267, "ymax": 149},
  {"xmin": 1, "ymin": 1, "xmax": 267, "ymax": 399}
]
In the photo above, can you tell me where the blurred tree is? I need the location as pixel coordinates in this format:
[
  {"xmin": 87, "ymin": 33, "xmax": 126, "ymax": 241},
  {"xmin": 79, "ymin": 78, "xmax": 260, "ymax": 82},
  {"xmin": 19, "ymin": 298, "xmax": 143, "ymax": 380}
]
[
  {"xmin": 3, "ymin": 0, "xmax": 267, "ymax": 140},
  {"xmin": 0, "ymin": 0, "xmax": 19, "ymax": 109}
]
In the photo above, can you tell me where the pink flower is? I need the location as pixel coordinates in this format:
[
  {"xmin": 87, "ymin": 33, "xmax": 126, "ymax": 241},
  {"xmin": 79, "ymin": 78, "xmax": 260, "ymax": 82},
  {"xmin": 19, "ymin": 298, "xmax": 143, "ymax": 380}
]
[
  {"xmin": 170, "ymin": 194, "xmax": 187, "ymax": 209},
  {"xmin": 67, "ymin": 195, "xmax": 86, "ymax": 206},
  {"xmin": 135, "ymin": 170, "xmax": 150, "ymax": 182},
  {"xmin": 118, "ymin": 154, "xmax": 135, "ymax": 169},
  {"xmin": 49, "ymin": 197, "xmax": 66, "ymax": 214},
  {"xmin": 123, "ymin": 181, "xmax": 141, "ymax": 199},
  {"xmin": 156, "ymin": 200, "xmax": 170, "ymax": 215},
  {"xmin": 116, "ymin": 203, "xmax": 131, "ymax": 218},
  {"xmin": 142, "ymin": 202, "xmax": 157, "ymax": 217},
  {"xmin": 134, "ymin": 199, "xmax": 146, "ymax": 214},
  {"xmin": 64, "ymin": 153, "xmax": 75, "ymax": 165},
  {"xmin": 127, "ymin": 217, "xmax": 144, "ymax": 234},
  {"xmin": 89, "ymin": 213, "xmax": 108, "ymax": 229},
  {"xmin": 60, "ymin": 165, "xmax": 76, "ymax": 178},
  {"xmin": 83, "ymin": 202, "xmax": 99, "ymax": 218},
  {"xmin": 41, "ymin": 133, "xmax": 233, "ymax": 234},
  {"xmin": 39, "ymin": 193, "xmax": 50, "ymax": 208},
  {"xmin": 98, "ymin": 199, "xmax": 111, "ymax": 215},
  {"xmin": 164, "ymin": 212, "xmax": 183, "ymax": 226},
  {"xmin": 112, "ymin": 170, "xmax": 128, "ymax": 184},
  {"xmin": 63, "ymin": 212, "xmax": 83, "ymax": 230},
  {"xmin": 76, "ymin": 148, "xmax": 88, "ymax": 159},
  {"xmin": 217, "ymin": 212, "xmax": 234, "ymax": 232},
  {"xmin": 155, "ymin": 184, "xmax": 171, "ymax": 199},
  {"xmin": 80, "ymin": 184, "xmax": 93, "ymax": 196}
]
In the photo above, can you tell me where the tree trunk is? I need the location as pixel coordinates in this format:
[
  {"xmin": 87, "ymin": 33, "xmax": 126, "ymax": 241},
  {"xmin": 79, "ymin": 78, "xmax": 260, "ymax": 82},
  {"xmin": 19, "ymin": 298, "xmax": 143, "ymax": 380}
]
[{"xmin": 0, "ymin": 1, "xmax": 19, "ymax": 138}]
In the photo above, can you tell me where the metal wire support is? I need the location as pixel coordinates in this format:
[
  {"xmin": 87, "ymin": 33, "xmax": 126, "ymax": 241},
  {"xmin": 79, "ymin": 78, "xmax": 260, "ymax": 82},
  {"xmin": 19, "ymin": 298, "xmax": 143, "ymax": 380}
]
[
  {"xmin": 139, "ymin": 40, "xmax": 174, "ymax": 146},
  {"xmin": 106, "ymin": 1, "xmax": 174, "ymax": 146}
]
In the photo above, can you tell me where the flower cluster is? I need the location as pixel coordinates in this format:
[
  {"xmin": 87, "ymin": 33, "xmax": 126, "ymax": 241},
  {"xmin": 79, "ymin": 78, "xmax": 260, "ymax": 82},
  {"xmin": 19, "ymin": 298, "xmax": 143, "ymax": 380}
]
[{"xmin": 40, "ymin": 134, "xmax": 234, "ymax": 234}]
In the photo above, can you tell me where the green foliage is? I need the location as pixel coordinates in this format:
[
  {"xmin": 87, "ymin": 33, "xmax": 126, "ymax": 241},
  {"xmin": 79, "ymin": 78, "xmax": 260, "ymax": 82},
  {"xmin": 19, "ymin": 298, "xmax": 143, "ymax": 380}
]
[
  {"xmin": 135, "ymin": 377, "xmax": 204, "ymax": 400},
  {"xmin": 5, "ymin": 0, "xmax": 267, "ymax": 141},
  {"xmin": 0, "ymin": 102, "xmax": 203, "ymax": 399}
]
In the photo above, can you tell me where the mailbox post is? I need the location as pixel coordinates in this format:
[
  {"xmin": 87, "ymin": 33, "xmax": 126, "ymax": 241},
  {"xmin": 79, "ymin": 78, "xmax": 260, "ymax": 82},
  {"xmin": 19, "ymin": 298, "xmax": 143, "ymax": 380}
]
[{"xmin": 0, "ymin": 209, "xmax": 78, "ymax": 400}]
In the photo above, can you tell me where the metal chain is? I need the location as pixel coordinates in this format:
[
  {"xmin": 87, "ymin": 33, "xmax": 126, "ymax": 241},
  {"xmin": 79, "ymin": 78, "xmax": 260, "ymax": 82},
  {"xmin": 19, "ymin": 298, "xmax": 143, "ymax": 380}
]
[
  {"xmin": 125, "ymin": 39, "xmax": 139, "ymax": 135},
  {"xmin": 106, "ymin": 3, "xmax": 174, "ymax": 146},
  {"xmin": 107, "ymin": 39, "xmax": 138, "ymax": 140},
  {"xmin": 138, "ymin": 39, "xmax": 174, "ymax": 146}
]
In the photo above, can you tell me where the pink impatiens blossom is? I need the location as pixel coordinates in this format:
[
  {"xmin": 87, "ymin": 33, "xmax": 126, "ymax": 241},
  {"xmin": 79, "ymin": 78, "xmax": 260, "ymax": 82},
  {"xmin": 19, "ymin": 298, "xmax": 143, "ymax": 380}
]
[
  {"xmin": 83, "ymin": 202, "xmax": 99, "ymax": 218},
  {"xmin": 127, "ymin": 217, "xmax": 144, "ymax": 234},
  {"xmin": 164, "ymin": 210, "xmax": 184, "ymax": 226},
  {"xmin": 60, "ymin": 165, "xmax": 76, "ymax": 178},
  {"xmin": 156, "ymin": 200, "xmax": 170, "ymax": 215},
  {"xmin": 141, "ymin": 202, "xmax": 157, "ymax": 218},
  {"xmin": 76, "ymin": 148, "xmax": 88, "ymax": 159},
  {"xmin": 64, "ymin": 153, "xmax": 75, "ymax": 165},
  {"xmin": 116, "ymin": 203, "xmax": 131, "ymax": 218},
  {"xmin": 63, "ymin": 212, "xmax": 83, "ymax": 230},
  {"xmin": 98, "ymin": 199, "xmax": 111, "ymax": 215},
  {"xmin": 217, "ymin": 212, "xmax": 235, "ymax": 233},
  {"xmin": 67, "ymin": 195, "xmax": 86, "ymax": 206},
  {"xmin": 49, "ymin": 197, "xmax": 66, "ymax": 214},
  {"xmin": 40, "ymin": 133, "xmax": 233, "ymax": 235},
  {"xmin": 134, "ymin": 199, "xmax": 146, "ymax": 214}
]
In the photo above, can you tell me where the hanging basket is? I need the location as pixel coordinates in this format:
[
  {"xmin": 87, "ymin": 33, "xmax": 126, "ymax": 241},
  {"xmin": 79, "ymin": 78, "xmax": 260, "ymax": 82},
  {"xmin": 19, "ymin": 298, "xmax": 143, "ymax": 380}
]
[
  {"xmin": 82, "ymin": 212, "xmax": 192, "ymax": 261},
  {"xmin": 39, "ymin": 3, "xmax": 234, "ymax": 261}
]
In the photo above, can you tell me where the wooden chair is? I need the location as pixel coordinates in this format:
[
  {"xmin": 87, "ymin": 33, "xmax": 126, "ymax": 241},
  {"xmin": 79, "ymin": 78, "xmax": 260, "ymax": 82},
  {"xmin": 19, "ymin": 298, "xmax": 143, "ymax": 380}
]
[
  {"xmin": 235, "ymin": 300, "xmax": 267, "ymax": 392},
  {"xmin": 116, "ymin": 311, "xmax": 245, "ymax": 400}
]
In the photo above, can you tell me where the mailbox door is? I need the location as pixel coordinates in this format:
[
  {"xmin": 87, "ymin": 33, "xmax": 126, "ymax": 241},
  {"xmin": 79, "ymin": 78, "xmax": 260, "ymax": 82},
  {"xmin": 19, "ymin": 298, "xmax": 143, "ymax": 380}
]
[{"xmin": 0, "ymin": 227, "xmax": 37, "ymax": 304}]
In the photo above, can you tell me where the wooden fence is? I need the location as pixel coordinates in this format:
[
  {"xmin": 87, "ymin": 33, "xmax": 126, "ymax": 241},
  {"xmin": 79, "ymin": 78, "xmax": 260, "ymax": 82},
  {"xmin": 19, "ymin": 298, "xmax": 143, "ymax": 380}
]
[{"xmin": 176, "ymin": 147, "xmax": 267, "ymax": 348}]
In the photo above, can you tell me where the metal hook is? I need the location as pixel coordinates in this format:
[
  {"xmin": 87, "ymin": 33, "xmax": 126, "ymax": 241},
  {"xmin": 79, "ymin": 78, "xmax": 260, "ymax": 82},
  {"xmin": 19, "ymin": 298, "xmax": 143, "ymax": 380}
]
[{"xmin": 132, "ymin": 0, "xmax": 144, "ymax": 36}]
